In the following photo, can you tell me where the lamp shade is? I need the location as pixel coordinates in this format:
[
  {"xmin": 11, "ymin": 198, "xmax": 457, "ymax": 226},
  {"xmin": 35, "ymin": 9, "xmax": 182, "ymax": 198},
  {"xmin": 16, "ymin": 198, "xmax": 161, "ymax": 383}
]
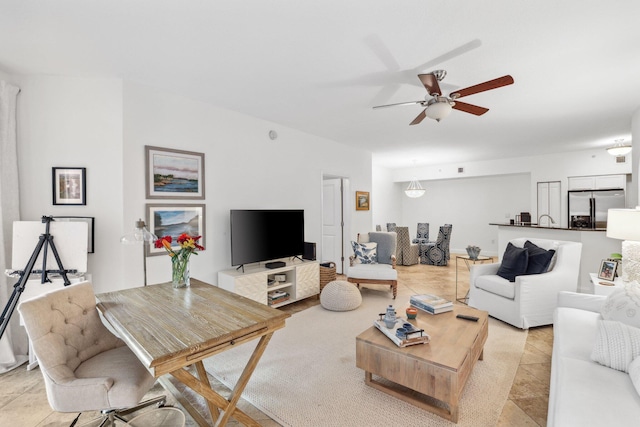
[
  {"xmin": 120, "ymin": 219, "xmax": 157, "ymax": 244},
  {"xmin": 606, "ymin": 208, "xmax": 640, "ymax": 241}
]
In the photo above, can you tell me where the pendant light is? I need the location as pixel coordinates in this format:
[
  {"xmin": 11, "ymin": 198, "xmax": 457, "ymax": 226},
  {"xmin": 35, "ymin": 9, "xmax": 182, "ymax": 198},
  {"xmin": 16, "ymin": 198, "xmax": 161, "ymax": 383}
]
[
  {"xmin": 606, "ymin": 139, "xmax": 632, "ymax": 156},
  {"xmin": 405, "ymin": 179, "xmax": 425, "ymax": 198}
]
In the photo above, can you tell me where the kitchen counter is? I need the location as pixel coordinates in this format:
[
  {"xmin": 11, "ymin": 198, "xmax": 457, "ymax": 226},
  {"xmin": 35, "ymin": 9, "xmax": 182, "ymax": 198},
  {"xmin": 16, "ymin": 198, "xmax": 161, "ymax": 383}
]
[
  {"xmin": 489, "ymin": 223, "xmax": 607, "ymax": 232},
  {"xmin": 491, "ymin": 223, "xmax": 620, "ymax": 293}
]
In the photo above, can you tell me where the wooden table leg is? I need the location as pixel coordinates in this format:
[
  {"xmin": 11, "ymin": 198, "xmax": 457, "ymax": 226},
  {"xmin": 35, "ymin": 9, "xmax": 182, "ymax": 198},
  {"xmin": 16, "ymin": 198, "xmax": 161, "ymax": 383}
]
[
  {"xmin": 195, "ymin": 361, "xmax": 220, "ymax": 421},
  {"xmin": 215, "ymin": 333, "xmax": 274, "ymax": 426},
  {"xmin": 170, "ymin": 332, "xmax": 274, "ymax": 427}
]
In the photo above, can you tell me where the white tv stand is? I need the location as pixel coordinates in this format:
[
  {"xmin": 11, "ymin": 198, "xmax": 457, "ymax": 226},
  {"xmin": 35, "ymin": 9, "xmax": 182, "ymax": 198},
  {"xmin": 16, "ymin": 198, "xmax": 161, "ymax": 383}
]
[{"xmin": 218, "ymin": 259, "xmax": 319, "ymax": 307}]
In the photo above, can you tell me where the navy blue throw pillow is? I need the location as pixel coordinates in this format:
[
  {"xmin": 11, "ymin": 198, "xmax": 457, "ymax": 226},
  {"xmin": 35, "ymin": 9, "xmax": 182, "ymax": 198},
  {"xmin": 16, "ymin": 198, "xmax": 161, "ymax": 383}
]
[
  {"xmin": 497, "ymin": 243, "xmax": 529, "ymax": 282},
  {"xmin": 523, "ymin": 240, "xmax": 556, "ymax": 275}
]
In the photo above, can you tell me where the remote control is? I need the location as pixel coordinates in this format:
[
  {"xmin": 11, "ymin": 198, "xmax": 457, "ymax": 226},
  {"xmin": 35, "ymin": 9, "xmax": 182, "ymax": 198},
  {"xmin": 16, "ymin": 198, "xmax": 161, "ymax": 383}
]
[{"xmin": 456, "ymin": 314, "xmax": 479, "ymax": 322}]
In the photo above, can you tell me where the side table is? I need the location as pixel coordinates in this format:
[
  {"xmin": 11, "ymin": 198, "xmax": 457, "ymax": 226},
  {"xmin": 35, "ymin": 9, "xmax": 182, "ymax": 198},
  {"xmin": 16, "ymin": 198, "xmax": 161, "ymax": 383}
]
[
  {"xmin": 456, "ymin": 255, "xmax": 494, "ymax": 304},
  {"xmin": 589, "ymin": 272, "xmax": 623, "ymax": 296}
]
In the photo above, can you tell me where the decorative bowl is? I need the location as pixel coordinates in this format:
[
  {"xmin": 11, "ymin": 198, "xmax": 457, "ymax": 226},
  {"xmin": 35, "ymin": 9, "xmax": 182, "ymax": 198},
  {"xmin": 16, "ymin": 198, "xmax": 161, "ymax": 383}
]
[
  {"xmin": 406, "ymin": 307, "xmax": 418, "ymax": 319},
  {"xmin": 466, "ymin": 245, "xmax": 481, "ymax": 260}
]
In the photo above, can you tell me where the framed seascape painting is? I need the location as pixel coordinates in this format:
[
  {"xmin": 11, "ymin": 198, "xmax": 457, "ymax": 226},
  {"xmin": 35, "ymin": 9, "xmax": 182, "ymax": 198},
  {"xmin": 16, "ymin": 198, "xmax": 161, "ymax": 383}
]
[
  {"xmin": 53, "ymin": 216, "xmax": 95, "ymax": 253},
  {"xmin": 146, "ymin": 204, "xmax": 206, "ymax": 256},
  {"xmin": 52, "ymin": 167, "xmax": 86, "ymax": 205},
  {"xmin": 145, "ymin": 146, "xmax": 205, "ymax": 200},
  {"xmin": 356, "ymin": 191, "xmax": 370, "ymax": 211}
]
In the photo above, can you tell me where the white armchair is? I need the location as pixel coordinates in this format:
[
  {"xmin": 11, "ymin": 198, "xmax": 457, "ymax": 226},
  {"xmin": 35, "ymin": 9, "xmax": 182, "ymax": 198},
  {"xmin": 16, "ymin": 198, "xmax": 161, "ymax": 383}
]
[{"xmin": 468, "ymin": 238, "xmax": 582, "ymax": 329}]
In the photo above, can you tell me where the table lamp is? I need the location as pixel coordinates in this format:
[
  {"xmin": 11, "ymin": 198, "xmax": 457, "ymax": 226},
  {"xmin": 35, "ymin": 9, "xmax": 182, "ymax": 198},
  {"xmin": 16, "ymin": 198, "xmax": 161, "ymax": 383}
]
[
  {"xmin": 120, "ymin": 219, "xmax": 157, "ymax": 286},
  {"xmin": 606, "ymin": 208, "xmax": 640, "ymax": 283}
]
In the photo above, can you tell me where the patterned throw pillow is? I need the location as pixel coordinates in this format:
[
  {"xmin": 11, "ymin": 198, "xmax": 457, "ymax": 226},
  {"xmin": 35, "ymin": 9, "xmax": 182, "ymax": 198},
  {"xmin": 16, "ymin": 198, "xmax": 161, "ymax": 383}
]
[
  {"xmin": 601, "ymin": 282, "xmax": 640, "ymax": 329},
  {"xmin": 591, "ymin": 319, "xmax": 640, "ymax": 372},
  {"xmin": 351, "ymin": 241, "xmax": 378, "ymax": 264}
]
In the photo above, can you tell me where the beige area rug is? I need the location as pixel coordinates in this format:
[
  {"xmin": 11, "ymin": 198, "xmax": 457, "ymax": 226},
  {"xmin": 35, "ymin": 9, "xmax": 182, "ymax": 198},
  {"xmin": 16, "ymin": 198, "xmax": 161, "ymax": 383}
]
[{"xmin": 202, "ymin": 289, "xmax": 528, "ymax": 426}]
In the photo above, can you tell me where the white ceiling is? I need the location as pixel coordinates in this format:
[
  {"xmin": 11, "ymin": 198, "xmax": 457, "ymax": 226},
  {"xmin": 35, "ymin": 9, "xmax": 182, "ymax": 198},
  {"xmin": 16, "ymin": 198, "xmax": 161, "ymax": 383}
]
[{"xmin": 1, "ymin": 1, "xmax": 639, "ymax": 169}]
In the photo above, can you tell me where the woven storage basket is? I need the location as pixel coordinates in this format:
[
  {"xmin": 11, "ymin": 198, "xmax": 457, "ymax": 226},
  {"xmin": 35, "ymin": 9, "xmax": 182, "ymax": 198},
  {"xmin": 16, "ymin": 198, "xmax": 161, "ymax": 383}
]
[{"xmin": 319, "ymin": 262, "xmax": 337, "ymax": 291}]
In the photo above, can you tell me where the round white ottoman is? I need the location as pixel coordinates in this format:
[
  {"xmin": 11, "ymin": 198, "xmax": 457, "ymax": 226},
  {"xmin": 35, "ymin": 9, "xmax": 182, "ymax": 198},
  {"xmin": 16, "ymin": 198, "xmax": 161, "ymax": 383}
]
[{"xmin": 320, "ymin": 280, "xmax": 362, "ymax": 311}]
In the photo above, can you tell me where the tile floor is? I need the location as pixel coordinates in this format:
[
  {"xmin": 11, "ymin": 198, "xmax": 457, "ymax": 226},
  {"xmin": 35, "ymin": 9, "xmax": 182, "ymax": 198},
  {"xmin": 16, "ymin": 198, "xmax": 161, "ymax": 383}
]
[{"xmin": 0, "ymin": 255, "xmax": 552, "ymax": 426}]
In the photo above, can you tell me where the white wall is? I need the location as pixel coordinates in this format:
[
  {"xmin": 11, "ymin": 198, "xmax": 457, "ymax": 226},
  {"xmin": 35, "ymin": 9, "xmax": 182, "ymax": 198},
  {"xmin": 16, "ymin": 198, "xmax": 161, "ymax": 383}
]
[
  {"xmin": 371, "ymin": 149, "xmax": 632, "ymax": 257},
  {"xmin": 392, "ymin": 149, "xmax": 632, "ymax": 229},
  {"xmin": 13, "ymin": 76, "xmax": 124, "ymax": 294},
  {"xmin": 122, "ymin": 82, "xmax": 372, "ymax": 288},
  {"xmin": 371, "ymin": 164, "xmax": 402, "ymax": 230},
  {"xmin": 401, "ymin": 173, "xmax": 531, "ymax": 256},
  {"xmin": 632, "ymin": 107, "xmax": 640, "ymax": 207},
  {"xmin": 9, "ymin": 76, "xmax": 371, "ymax": 293}
]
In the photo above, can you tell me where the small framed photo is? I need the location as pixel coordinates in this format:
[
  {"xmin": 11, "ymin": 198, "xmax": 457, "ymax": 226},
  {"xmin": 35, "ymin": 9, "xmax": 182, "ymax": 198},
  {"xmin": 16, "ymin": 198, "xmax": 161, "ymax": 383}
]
[
  {"xmin": 53, "ymin": 216, "xmax": 95, "ymax": 253},
  {"xmin": 598, "ymin": 259, "xmax": 617, "ymax": 281},
  {"xmin": 146, "ymin": 203, "xmax": 206, "ymax": 256},
  {"xmin": 145, "ymin": 146, "xmax": 205, "ymax": 200},
  {"xmin": 52, "ymin": 167, "xmax": 86, "ymax": 205},
  {"xmin": 356, "ymin": 191, "xmax": 370, "ymax": 211}
]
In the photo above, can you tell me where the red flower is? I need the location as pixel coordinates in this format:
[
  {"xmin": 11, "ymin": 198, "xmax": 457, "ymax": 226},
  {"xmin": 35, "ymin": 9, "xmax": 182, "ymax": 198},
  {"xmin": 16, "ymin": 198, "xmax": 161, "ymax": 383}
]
[{"xmin": 154, "ymin": 235, "xmax": 172, "ymax": 249}]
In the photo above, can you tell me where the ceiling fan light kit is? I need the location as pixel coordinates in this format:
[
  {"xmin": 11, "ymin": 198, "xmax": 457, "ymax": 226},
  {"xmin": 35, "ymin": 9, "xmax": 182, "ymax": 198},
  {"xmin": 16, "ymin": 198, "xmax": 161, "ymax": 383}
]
[
  {"xmin": 425, "ymin": 98, "xmax": 453, "ymax": 122},
  {"xmin": 405, "ymin": 179, "xmax": 426, "ymax": 198},
  {"xmin": 374, "ymin": 70, "xmax": 514, "ymax": 125}
]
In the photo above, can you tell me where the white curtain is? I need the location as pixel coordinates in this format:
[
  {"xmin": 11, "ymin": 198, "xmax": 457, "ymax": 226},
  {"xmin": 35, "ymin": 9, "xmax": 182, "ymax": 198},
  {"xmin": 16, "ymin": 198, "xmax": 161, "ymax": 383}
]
[{"xmin": 0, "ymin": 80, "xmax": 27, "ymax": 373}]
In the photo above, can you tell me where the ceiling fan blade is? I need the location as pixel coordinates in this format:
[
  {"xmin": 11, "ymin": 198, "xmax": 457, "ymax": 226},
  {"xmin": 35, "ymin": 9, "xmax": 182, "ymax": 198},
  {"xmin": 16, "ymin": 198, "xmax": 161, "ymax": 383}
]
[
  {"xmin": 410, "ymin": 110, "xmax": 427, "ymax": 125},
  {"xmin": 414, "ymin": 39, "xmax": 482, "ymax": 71},
  {"xmin": 373, "ymin": 101, "xmax": 423, "ymax": 109},
  {"xmin": 418, "ymin": 74, "xmax": 442, "ymax": 96},
  {"xmin": 452, "ymin": 101, "xmax": 489, "ymax": 116},
  {"xmin": 451, "ymin": 75, "xmax": 514, "ymax": 99}
]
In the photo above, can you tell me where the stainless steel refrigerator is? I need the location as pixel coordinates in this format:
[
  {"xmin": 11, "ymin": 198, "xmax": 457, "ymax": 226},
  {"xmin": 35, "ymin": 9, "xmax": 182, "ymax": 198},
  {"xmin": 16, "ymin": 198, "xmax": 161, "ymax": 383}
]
[{"xmin": 568, "ymin": 189, "xmax": 626, "ymax": 229}]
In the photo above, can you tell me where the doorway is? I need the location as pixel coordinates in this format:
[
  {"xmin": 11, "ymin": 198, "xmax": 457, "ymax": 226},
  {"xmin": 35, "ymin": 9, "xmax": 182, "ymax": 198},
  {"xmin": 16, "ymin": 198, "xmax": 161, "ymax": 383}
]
[{"xmin": 322, "ymin": 176, "xmax": 349, "ymax": 274}]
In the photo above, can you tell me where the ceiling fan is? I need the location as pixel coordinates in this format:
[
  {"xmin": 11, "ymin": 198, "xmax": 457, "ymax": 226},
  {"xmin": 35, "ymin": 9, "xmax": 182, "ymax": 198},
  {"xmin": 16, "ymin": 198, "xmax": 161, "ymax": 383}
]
[{"xmin": 373, "ymin": 70, "xmax": 514, "ymax": 125}]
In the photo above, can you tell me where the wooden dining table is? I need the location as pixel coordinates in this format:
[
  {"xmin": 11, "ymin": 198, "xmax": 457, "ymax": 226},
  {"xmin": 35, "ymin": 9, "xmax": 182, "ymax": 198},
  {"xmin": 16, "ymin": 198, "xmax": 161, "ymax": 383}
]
[{"xmin": 95, "ymin": 278, "xmax": 290, "ymax": 426}]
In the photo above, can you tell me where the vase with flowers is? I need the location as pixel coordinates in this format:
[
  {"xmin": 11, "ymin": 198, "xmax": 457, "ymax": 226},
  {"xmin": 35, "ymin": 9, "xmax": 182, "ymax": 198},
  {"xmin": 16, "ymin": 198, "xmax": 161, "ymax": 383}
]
[{"xmin": 155, "ymin": 233, "xmax": 204, "ymax": 288}]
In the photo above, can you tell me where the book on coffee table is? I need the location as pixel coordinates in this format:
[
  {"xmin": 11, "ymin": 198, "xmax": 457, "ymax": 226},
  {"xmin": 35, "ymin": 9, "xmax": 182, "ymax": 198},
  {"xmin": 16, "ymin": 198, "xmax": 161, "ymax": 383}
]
[
  {"xmin": 410, "ymin": 294, "xmax": 453, "ymax": 315},
  {"xmin": 373, "ymin": 318, "xmax": 430, "ymax": 348}
]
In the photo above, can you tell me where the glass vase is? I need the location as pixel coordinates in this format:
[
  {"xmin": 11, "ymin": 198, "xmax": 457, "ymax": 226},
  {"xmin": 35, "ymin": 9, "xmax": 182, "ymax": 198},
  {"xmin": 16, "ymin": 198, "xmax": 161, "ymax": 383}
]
[{"xmin": 172, "ymin": 257, "xmax": 190, "ymax": 288}]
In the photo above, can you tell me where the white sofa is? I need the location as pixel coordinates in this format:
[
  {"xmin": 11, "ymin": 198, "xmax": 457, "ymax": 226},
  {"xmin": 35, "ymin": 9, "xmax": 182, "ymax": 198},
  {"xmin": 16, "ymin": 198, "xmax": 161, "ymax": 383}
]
[
  {"xmin": 548, "ymin": 291, "xmax": 640, "ymax": 426},
  {"xmin": 468, "ymin": 238, "xmax": 582, "ymax": 329}
]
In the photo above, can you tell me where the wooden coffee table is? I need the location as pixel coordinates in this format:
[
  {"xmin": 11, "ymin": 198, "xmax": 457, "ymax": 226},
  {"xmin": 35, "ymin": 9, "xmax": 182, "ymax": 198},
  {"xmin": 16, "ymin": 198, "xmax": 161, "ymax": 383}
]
[{"xmin": 356, "ymin": 305, "xmax": 488, "ymax": 423}]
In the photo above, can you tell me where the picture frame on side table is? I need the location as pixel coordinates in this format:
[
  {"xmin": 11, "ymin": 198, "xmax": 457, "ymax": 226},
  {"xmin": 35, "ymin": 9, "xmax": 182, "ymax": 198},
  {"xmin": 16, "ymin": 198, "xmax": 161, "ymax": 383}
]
[
  {"xmin": 356, "ymin": 191, "xmax": 370, "ymax": 211},
  {"xmin": 52, "ymin": 167, "xmax": 86, "ymax": 205},
  {"xmin": 145, "ymin": 146, "xmax": 205, "ymax": 200},
  {"xmin": 146, "ymin": 204, "xmax": 206, "ymax": 256},
  {"xmin": 53, "ymin": 216, "xmax": 95, "ymax": 253},
  {"xmin": 598, "ymin": 259, "xmax": 617, "ymax": 281}
]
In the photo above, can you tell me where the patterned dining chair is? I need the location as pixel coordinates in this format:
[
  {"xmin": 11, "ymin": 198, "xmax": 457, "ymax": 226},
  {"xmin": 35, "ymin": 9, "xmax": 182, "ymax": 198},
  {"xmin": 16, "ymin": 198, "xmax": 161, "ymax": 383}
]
[
  {"xmin": 420, "ymin": 224, "xmax": 453, "ymax": 266},
  {"xmin": 395, "ymin": 226, "xmax": 420, "ymax": 266},
  {"xmin": 412, "ymin": 223, "xmax": 429, "ymax": 244}
]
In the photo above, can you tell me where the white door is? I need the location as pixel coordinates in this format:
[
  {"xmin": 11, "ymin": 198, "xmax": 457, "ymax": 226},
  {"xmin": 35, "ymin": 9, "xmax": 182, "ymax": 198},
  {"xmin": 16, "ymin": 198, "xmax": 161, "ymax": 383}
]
[{"xmin": 322, "ymin": 178, "xmax": 344, "ymax": 274}]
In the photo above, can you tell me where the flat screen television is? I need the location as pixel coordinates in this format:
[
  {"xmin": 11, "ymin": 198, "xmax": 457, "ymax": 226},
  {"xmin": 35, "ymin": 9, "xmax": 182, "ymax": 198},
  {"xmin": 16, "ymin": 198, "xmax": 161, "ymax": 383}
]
[{"xmin": 230, "ymin": 209, "xmax": 304, "ymax": 267}]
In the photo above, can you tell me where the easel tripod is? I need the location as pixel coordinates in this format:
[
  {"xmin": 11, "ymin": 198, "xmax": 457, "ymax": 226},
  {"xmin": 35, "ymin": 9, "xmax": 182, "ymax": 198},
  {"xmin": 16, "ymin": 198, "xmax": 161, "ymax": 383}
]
[{"xmin": 0, "ymin": 216, "xmax": 77, "ymax": 340}]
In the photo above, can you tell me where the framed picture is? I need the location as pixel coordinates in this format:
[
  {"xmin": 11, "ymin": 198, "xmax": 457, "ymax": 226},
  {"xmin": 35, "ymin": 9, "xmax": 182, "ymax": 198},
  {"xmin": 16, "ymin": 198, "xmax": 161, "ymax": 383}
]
[
  {"xmin": 146, "ymin": 204, "xmax": 206, "ymax": 256},
  {"xmin": 145, "ymin": 146, "xmax": 205, "ymax": 200},
  {"xmin": 598, "ymin": 259, "xmax": 617, "ymax": 281},
  {"xmin": 53, "ymin": 216, "xmax": 95, "ymax": 253},
  {"xmin": 356, "ymin": 191, "xmax": 370, "ymax": 211},
  {"xmin": 52, "ymin": 167, "xmax": 86, "ymax": 205}
]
